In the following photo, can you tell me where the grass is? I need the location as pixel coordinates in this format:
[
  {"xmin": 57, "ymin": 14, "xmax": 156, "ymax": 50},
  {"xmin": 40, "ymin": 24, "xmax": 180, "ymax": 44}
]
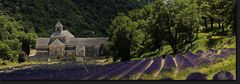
[
  {"xmin": 0, "ymin": 61, "xmax": 58, "ymax": 69},
  {"xmin": 189, "ymin": 33, "xmax": 235, "ymax": 53},
  {"xmin": 119, "ymin": 32, "xmax": 235, "ymax": 62},
  {"xmin": 166, "ymin": 33, "xmax": 235, "ymax": 55},
  {"xmin": 134, "ymin": 32, "xmax": 235, "ymax": 59}
]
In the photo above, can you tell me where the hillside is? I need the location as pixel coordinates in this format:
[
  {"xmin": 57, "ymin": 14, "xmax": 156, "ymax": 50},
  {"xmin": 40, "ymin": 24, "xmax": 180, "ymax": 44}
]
[
  {"xmin": 0, "ymin": 0, "xmax": 152, "ymax": 37},
  {"xmin": 107, "ymin": 0, "xmax": 236, "ymax": 61}
]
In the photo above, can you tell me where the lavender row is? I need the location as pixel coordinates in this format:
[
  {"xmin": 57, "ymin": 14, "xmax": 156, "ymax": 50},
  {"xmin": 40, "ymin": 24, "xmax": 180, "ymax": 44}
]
[
  {"xmin": 87, "ymin": 61, "xmax": 130, "ymax": 80},
  {"xmin": 105, "ymin": 60, "xmax": 144, "ymax": 80},
  {"xmin": 183, "ymin": 52, "xmax": 200, "ymax": 64},
  {"xmin": 195, "ymin": 50, "xmax": 204, "ymax": 56},
  {"xmin": 201, "ymin": 49, "xmax": 218, "ymax": 59},
  {"xmin": 0, "ymin": 65, "xmax": 91, "ymax": 80},
  {"xmin": 97, "ymin": 61, "xmax": 138, "ymax": 80},
  {"xmin": 119, "ymin": 58, "xmax": 153, "ymax": 80},
  {"xmin": 160, "ymin": 56, "xmax": 176, "ymax": 72},
  {"xmin": 175, "ymin": 55, "xmax": 194, "ymax": 70},
  {"xmin": 192, "ymin": 58, "xmax": 212, "ymax": 68},
  {"xmin": 213, "ymin": 48, "xmax": 236, "ymax": 62},
  {"xmin": 141, "ymin": 56, "xmax": 162, "ymax": 78}
]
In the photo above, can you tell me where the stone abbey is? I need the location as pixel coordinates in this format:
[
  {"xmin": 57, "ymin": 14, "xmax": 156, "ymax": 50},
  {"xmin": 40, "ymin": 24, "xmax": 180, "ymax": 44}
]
[{"xmin": 36, "ymin": 21, "xmax": 108, "ymax": 57}]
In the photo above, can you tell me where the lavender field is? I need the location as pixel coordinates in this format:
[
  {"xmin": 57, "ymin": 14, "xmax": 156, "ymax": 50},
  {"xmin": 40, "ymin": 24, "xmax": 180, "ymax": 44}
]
[{"xmin": 0, "ymin": 48, "xmax": 235, "ymax": 80}]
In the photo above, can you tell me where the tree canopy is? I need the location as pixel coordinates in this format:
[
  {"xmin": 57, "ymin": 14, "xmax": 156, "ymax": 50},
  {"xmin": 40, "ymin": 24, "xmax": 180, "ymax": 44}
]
[
  {"xmin": 0, "ymin": 13, "xmax": 37, "ymax": 62},
  {"xmin": 109, "ymin": 0, "xmax": 236, "ymax": 61},
  {"xmin": 0, "ymin": 0, "xmax": 151, "ymax": 37}
]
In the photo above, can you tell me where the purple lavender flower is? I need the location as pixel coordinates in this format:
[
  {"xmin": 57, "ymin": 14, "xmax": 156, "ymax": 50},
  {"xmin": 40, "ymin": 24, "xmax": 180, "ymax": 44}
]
[
  {"xmin": 184, "ymin": 52, "xmax": 200, "ymax": 64},
  {"xmin": 193, "ymin": 58, "xmax": 212, "ymax": 68},
  {"xmin": 89, "ymin": 61, "xmax": 131, "ymax": 80},
  {"xmin": 161, "ymin": 56, "xmax": 176, "ymax": 72},
  {"xmin": 143, "ymin": 56, "xmax": 162, "ymax": 76},
  {"xmin": 195, "ymin": 50, "xmax": 204, "ymax": 56},
  {"xmin": 105, "ymin": 60, "xmax": 144, "ymax": 80},
  {"xmin": 175, "ymin": 55, "xmax": 194, "ymax": 70},
  {"xmin": 120, "ymin": 58, "xmax": 153, "ymax": 80}
]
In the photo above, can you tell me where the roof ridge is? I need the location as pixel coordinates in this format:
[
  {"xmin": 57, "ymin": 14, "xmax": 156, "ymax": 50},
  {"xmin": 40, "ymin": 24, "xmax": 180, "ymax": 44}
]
[
  {"xmin": 49, "ymin": 39, "xmax": 65, "ymax": 46},
  {"xmin": 50, "ymin": 30, "xmax": 75, "ymax": 38}
]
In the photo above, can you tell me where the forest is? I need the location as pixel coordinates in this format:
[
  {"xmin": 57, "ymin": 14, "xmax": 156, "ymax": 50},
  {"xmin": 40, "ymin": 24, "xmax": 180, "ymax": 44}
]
[{"xmin": 0, "ymin": 0, "xmax": 151, "ymax": 37}]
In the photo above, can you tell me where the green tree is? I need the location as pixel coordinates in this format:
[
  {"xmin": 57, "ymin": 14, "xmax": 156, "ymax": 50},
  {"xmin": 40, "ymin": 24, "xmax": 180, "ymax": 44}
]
[
  {"xmin": 110, "ymin": 15, "xmax": 144, "ymax": 61},
  {"xmin": 150, "ymin": 0, "xmax": 200, "ymax": 54},
  {"xmin": 197, "ymin": 0, "xmax": 236, "ymax": 36},
  {"xmin": 0, "ymin": 13, "xmax": 37, "ymax": 62},
  {"xmin": 0, "ymin": 41, "xmax": 12, "ymax": 60},
  {"xmin": 19, "ymin": 32, "xmax": 38, "ymax": 56},
  {"xmin": 18, "ymin": 51, "xmax": 27, "ymax": 63}
]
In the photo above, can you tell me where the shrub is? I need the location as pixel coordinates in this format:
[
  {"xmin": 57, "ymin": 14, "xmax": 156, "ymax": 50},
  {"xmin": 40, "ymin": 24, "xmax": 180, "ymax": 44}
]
[
  {"xmin": 56, "ymin": 55, "xmax": 61, "ymax": 60},
  {"xmin": 185, "ymin": 72, "xmax": 208, "ymax": 80},
  {"xmin": 18, "ymin": 51, "xmax": 27, "ymax": 63},
  {"xmin": 1, "ymin": 62, "xmax": 7, "ymax": 65},
  {"xmin": 212, "ymin": 71, "xmax": 235, "ymax": 80},
  {"xmin": 0, "ymin": 42, "xmax": 11, "ymax": 60},
  {"xmin": 71, "ymin": 55, "xmax": 77, "ymax": 61}
]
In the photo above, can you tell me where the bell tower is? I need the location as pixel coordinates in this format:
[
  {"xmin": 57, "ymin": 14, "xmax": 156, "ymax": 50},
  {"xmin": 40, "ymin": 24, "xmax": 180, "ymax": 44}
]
[{"xmin": 55, "ymin": 20, "xmax": 63, "ymax": 32}]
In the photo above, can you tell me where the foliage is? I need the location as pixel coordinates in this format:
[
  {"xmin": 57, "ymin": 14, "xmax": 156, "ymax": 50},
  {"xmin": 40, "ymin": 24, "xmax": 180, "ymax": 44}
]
[
  {"xmin": 99, "ymin": 43, "xmax": 110, "ymax": 57},
  {"xmin": 19, "ymin": 32, "xmax": 38, "ymax": 56},
  {"xmin": 109, "ymin": 0, "xmax": 236, "ymax": 61},
  {"xmin": 18, "ymin": 51, "xmax": 27, "ymax": 63},
  {"xmin": 0, "ymin": 13, "xmax": 37, "ymax": 62},
  {"xmin": 0, "ymin": 0, "xmax": 151, "ymax": 37},
  {"xmin": 109, "ymin": 0, "xmax": 200, "ymax": 60},
  {"xmin": 0, "ymin": 41, "xmax": 12, "ymax": 60},
  {"xmin": 109, "ymin": 15, "xmax": 144, "ymax": 61},
  {"xmin": 197, "ymin": 0, "xmax": 236, "ymax": 35}
]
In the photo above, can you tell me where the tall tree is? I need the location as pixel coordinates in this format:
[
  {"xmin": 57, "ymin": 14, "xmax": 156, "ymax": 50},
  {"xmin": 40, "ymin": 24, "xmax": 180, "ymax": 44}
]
[
  {"xmin": 109, "ymin": 15, "xmax": 144, "ymax": 61},
  {"xmin": 152, "ymin": 0, "xmax": 200, "ymax": 54},
  {"xmin": 0, "ymin": 13, "xmax": 37, "ymax": 62},
  {"xmin": 19, "ymin": 32, "xmax": 37, "ymax": 56}
]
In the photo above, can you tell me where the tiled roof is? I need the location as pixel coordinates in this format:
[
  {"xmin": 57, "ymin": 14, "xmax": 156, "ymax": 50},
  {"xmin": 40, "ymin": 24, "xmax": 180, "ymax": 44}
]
[
  {"xmin": 66, "ymin": 38, "xmax": 108, "ymax": 46},
  {"xmin": 36, "ymin": 38, "xmax": 50, "ymax": 45},
  {"xmin": 49, "ymin": 39, "xmax": 65, "ymax": 46},
  {"xmin": 50, "ymin": 30, "xmax": 75, "ymax": 38}
]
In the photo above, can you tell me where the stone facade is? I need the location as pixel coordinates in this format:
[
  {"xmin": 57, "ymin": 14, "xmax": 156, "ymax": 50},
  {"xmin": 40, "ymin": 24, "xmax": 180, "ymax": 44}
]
[{"xmin": 36, "ymin": 21, "xmax": 108, "ymax": 57}]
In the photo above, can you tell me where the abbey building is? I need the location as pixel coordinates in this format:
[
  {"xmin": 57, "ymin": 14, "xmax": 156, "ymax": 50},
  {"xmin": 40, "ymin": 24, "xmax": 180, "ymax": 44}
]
[{"xmin": 36, "ymin": 21, "xmax": 108, "ymax": 57}]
